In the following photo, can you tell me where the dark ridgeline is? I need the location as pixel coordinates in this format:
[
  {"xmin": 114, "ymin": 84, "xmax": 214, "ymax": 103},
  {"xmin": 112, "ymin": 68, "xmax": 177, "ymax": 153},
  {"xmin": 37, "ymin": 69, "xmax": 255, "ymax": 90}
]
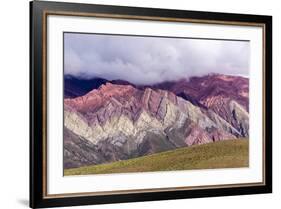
[{"xmin": 64, "ymin": 75, "xmax": 108, "ymax": 98}]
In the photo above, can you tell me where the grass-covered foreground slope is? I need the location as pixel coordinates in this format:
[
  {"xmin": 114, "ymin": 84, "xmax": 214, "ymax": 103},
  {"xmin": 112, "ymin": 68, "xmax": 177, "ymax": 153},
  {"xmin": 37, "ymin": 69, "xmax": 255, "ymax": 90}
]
[{"xmin": 64, "ymin": 138, "xmax": 248, "ymax": 176}]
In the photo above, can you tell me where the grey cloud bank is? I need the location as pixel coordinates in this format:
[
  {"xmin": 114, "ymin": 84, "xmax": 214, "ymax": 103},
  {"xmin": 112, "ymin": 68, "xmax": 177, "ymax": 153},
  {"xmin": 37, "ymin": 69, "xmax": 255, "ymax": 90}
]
[{"xmin": 64, "ymin": 33, "xmax": 250, "ymax": 85}]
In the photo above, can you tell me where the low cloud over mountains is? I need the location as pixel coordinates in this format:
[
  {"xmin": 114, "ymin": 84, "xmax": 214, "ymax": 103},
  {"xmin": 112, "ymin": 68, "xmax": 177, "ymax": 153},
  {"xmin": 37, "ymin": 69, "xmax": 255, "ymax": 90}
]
[{"xmin": 64, "ymin": 33, "xmax": 249, "ymax": 85}]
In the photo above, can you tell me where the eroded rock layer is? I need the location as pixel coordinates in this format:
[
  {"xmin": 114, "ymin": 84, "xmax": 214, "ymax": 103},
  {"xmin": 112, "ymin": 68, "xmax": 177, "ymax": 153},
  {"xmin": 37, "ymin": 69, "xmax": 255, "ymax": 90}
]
[{"xmin": 64, "ymin": 74, "xmax": 249, "ymax": 169}]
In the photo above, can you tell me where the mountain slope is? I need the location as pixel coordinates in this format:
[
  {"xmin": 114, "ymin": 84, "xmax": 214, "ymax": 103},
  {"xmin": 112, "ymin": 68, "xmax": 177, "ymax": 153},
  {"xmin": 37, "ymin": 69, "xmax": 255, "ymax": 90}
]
[
  {"xmin": 64, "ymin": 138, "xmax": 249, "ymax": 175},
  {"xmin": 154, "ymin": 74, "xmax": 249, "ymax": 134},
  {"xmin": 64, "ymin": 77, "xmax": 248, "ymax": 169}
]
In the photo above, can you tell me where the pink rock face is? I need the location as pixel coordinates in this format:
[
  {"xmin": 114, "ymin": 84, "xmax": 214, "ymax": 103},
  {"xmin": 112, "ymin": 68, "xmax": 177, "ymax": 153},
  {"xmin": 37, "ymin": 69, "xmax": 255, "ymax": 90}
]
[
  {"xmin": 185, "ymin": 124, "xmax": 212, "ymax": 146},
  {"xmin": 65, "ymin": 82, "xmax": 183, "ymax": 124},
  {"xmin": 141, "ymin": 88, "xmax": 178, "ymax": 117},
  {"xmin": 176, "ymin": 74, "xmax": 249, "ymax": 111},
  {"xmin": 154, "ymin": 74, "xmax": 249, "ymax": 130},
  {"xmin": 65, "ymin": 82, "xmax": 139, "ymax": 113},
  {"xmin": 209, "ymin": 129, "xmax": 236, "ymax": 142},
  {"xmin": 184, "ymin": 124, "xmax": 236, "ymax": 146}
]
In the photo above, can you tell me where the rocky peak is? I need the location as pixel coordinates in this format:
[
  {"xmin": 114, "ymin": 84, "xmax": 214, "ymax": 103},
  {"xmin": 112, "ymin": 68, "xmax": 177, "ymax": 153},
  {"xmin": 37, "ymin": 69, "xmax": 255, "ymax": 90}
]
[{"xmin": 65, "ymin": 83, "xmax": 138, "ymax": 112}]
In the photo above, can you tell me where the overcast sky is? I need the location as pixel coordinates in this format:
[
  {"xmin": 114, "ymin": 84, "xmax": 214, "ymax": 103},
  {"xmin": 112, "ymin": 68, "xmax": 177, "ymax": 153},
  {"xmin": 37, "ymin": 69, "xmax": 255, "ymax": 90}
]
[{"xmin": 64, "ymin": 33, "xmax": 250, "ymax": 85}]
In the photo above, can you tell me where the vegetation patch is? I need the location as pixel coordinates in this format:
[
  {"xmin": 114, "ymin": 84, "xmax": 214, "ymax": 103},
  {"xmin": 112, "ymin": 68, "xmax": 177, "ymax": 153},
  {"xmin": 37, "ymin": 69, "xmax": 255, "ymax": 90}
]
[{"xmin": 64, "ymin": 138, "xmax": 249, "ymax": 176}]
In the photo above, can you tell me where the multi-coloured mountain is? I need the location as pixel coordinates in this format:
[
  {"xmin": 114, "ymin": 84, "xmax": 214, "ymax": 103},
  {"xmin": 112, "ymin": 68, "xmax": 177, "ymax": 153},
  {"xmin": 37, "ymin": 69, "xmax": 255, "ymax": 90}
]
[{"xmin": 63, "ymin": 74, "xmax": 249, "ymax": 169}]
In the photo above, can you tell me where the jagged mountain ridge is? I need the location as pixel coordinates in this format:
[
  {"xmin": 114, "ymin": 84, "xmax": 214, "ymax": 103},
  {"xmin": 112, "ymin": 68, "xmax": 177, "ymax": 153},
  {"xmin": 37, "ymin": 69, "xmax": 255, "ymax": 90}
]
[
  {"xmin": 65, "ymin": 74, "xmax": 248, "ymax": 110},
  {"xmin": 64, "ymin": 74, "xmax": 249, "ymax": 169},
  {"xmin": 64, "ymin": 74, "xmax": 249, "ymax": 134},
  {"xmin": 153, "ymin": 74, "xmax": 249, "ymax": 136}
]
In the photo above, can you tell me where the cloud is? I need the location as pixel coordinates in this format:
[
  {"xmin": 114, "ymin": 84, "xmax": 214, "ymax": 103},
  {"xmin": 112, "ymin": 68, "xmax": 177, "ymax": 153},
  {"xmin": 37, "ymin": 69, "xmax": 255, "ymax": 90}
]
[{"xmin": 64, "ymin": 33, "xmax": 250, "ymax": 85}]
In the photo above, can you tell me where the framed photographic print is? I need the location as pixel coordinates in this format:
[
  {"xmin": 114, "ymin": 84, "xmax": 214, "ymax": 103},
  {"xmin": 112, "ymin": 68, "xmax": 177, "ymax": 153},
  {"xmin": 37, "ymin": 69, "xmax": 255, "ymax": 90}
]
[{"xmin": 30, "ymin": 0, "xmax": 272, "ymax": 208}]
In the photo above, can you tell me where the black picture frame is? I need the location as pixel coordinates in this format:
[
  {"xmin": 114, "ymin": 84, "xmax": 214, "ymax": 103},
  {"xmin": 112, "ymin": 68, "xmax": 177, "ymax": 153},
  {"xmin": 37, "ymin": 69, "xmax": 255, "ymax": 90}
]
[{"xmin": 30, "ymin": 1, "xmax": 272, "ymax": 208}]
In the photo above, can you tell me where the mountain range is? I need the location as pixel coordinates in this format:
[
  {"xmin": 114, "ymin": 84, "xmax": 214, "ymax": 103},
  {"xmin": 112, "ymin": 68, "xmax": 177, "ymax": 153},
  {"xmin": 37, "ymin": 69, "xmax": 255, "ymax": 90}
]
[{"xmin": 63, "ymin": 74, "xmax": 249, "ymax": 169}]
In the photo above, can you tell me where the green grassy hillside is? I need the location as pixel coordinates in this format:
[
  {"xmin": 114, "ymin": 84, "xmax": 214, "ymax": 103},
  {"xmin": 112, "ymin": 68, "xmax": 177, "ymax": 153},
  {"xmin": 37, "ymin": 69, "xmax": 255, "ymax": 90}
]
[{"xmin": 64, "ymin": 138, "xmax": 248, "ymax": 176}]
